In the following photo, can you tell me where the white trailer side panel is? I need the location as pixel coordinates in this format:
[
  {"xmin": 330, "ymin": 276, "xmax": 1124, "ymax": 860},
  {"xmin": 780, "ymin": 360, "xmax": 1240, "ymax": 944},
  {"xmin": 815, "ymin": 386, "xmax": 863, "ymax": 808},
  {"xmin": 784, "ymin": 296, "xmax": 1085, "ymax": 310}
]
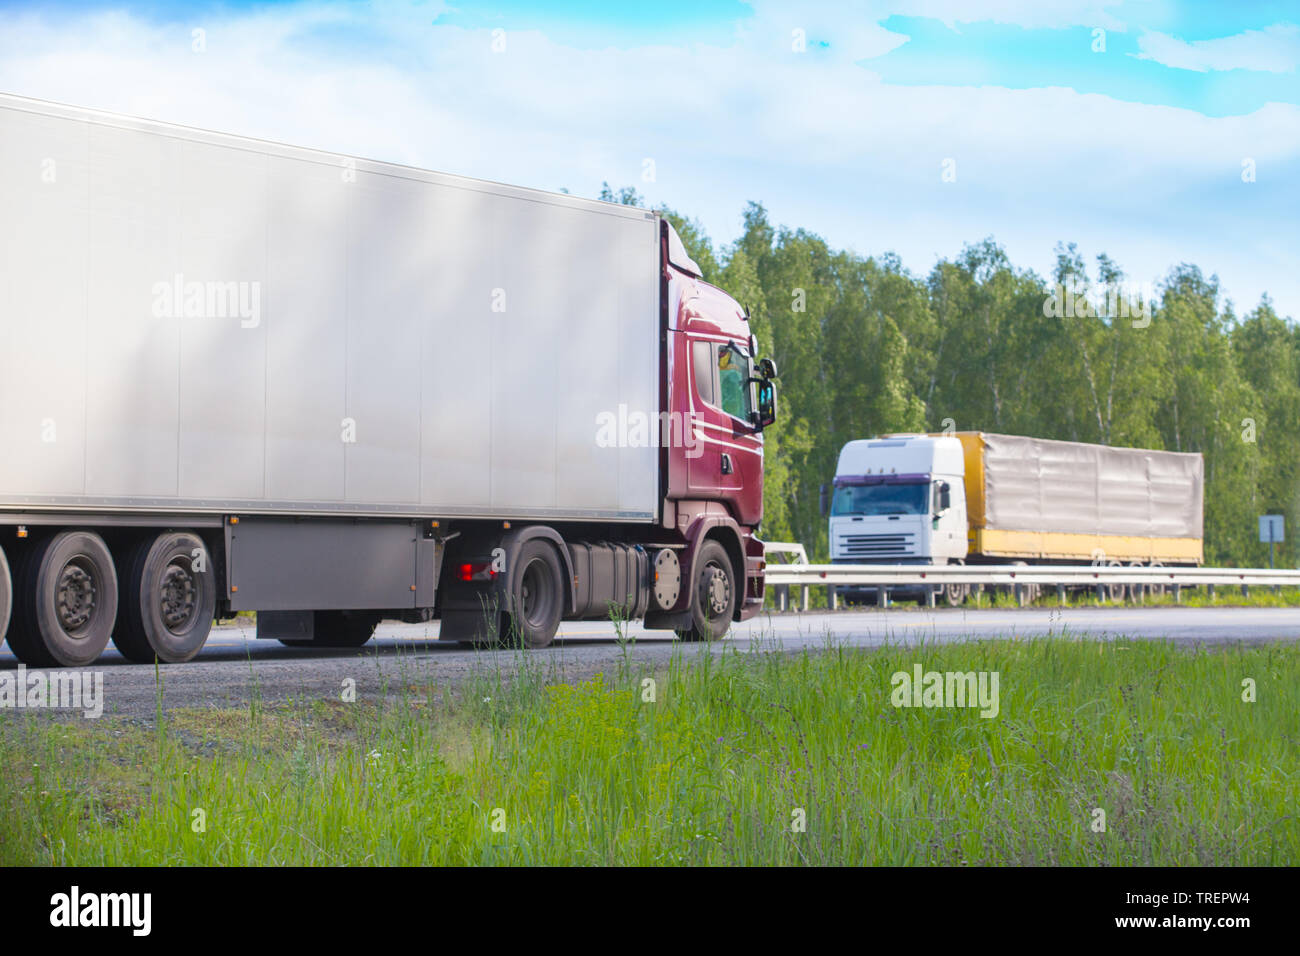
[
  {"xmin": 980, "ymin": 433, "xmax": 1203, "ymax": 539},
  {"xmin": 0, "ymin": 94, "xmax": 660, "ymax": 520}
]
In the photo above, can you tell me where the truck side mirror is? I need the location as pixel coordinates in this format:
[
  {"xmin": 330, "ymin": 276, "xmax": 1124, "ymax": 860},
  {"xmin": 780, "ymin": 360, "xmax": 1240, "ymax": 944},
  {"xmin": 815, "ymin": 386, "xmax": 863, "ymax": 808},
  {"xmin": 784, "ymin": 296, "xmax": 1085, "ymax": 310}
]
[
  {"xmin": 938, "ymin": 481, "xmax": 951, "ymax": 513},
  {"xmin": 758, "ymin": 357, "xmax": 778, "ymax": 380},
  {"xmin": 819, "ymin": 483, "xmax": 829, "ymax": 517},
  {"xmin": 754, "ymin": 379, "xmax": 777, "ymax": 430}
]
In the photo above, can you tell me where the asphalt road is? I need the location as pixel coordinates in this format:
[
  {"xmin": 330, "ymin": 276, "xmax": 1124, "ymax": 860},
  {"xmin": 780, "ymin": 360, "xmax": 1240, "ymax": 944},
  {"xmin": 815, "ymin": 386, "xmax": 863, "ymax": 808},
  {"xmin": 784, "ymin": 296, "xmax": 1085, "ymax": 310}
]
[{"xmin": 1, "ymin": 605, "xmax": 1296, "ymax": 720}]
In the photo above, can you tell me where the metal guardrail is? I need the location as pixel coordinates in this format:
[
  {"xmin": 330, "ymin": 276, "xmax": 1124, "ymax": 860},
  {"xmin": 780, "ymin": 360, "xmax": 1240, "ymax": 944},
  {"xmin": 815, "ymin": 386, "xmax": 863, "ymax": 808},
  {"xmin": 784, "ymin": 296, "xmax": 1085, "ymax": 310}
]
[
  {"xmin": 765, "ymin": 563, "xmax": 1300, "ymax": 587},
  {"xmin": 762, "ymin": 547, "xmax": 1300, "ymax": 609},
  {"xmin": 761, "ymin": 543, "xmax": 811, "ymax": 610},
  {"xmin": 761, "ymin": 542, "xmax": 809, "ymax": 565}
]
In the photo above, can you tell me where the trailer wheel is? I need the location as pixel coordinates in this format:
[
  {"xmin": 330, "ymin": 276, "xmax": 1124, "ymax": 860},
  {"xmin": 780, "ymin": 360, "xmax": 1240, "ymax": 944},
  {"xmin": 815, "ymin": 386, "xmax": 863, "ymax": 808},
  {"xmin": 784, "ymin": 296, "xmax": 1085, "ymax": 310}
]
[
  {"xmin": 677, "ymin": 540, "xmax": 736, "ymax": 642},
  {"xmin": 1099, "ymin": 560, "xmax": 1126, "ymax": 603},
  {"xmin": 7, "ymin": 531, "xmax": 117, "ymax": 667},
  {"xmin": 1145, "ymin": 561, "xmax": 1167, "ymax": 599},
  {"xmin": 280, "ymin": 610, "xmax": 382, "ymax": 648},
  {"xmin": 113, "ymin": 532, "xmax": 216, "ymax": 664},
  {"xmin": 1008, "ymin": 560, "xmax": 1039, "ymax": 606},
  {"xmin": 0, "ymin": 544, "xmax": 11, "ymax": 650},
  {"xmin": 501, "ymin": 541, "xmax": 563, "ymax": 649}
]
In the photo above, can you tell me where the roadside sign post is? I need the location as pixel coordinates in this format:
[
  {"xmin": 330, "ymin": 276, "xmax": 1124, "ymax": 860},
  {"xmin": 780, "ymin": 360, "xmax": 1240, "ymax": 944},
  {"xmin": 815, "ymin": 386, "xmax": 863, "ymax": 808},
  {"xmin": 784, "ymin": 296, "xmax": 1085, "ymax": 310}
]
[{"xmin": 1259, "ymin": 514, "xmax": 1284, "ymax": 569}]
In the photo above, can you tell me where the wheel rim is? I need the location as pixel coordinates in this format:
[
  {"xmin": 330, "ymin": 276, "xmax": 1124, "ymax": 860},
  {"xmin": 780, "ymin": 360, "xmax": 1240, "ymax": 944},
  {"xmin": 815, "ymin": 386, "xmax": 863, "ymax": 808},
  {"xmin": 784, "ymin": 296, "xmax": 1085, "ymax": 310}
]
[
  {"xmin": 520, "ymin": 559, "xmax": 556, "ymax": 629},
  {"xmin": 56, "ymin": 558, "xmax": 98, "ymax": 636},
  {"xmin": 158, "ymin": 559, "xmax": 199, "ymax": 633},
  {"xmin": 699, "ymin": 561, "xmax": 731, "ymax": 621},
  {"xmin": 944, "ymin": 561, "xmax": 966, "ymax": 605}
]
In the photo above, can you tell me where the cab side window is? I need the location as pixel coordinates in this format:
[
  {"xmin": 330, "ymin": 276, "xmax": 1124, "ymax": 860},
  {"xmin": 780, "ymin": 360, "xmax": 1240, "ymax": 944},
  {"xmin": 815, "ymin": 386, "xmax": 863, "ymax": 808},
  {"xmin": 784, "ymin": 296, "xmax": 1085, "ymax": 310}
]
[
  {"xmin": 692, "ymin": 340, "xmax": 715, "ymax": 405},
  {"xmin": 717, "ymin": 343, "xmax": 752, "ymax": 422}
]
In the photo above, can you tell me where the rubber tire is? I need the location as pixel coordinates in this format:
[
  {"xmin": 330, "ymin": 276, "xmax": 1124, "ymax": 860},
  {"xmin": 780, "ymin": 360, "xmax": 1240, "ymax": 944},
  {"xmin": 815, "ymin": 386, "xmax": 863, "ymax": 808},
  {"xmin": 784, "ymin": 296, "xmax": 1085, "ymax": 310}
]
[
  {"xmin": 1145, "ymin": 561, "xmax": 1167, "ymax": 599},
  {"xmin": 1008, "ymin": 560, "xmax": 1039, "ymax": 606},
  {"xmin": 113, "ymin": 532, "xmax": 216, "ymax": 664},
  {"xmin": 0, "ymin": 544, "xmax": 11, "ymax": 652},
  {"xmin": 676, "ymin": 539, "xmax": 737, "ymax": 642},
  {"xmin": 943, "ymin": 559, "xmax": 968, "ymax": 607},
  {"xmin": 501, "ymin": 541, "xmax": 563, "ymax": 649},
  {"xmin": 279, "ymin": 610, "xmax": 381, "ymax": 648},
  {"xmin": 7, "ymin": 531, "xmax": 117, "ymax": 667},
  {"xmin": 1100, "ymin": 560, "xmax": 1126, "ymax": 603}
]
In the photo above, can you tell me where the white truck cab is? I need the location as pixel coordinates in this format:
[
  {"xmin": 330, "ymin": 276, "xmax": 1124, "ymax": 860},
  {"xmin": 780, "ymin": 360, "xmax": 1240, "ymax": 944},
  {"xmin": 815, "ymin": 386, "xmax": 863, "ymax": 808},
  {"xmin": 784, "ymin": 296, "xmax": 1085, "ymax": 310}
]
[{"xmin": 826, "ymin": 435, "xmax": 967, "ymax": 600}]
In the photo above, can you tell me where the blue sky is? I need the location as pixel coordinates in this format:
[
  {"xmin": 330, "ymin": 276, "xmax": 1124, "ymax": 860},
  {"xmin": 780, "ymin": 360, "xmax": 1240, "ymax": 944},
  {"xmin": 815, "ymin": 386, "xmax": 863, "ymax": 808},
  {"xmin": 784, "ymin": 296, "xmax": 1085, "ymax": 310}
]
[{"xmin": 1, "ymin": 0, "xmax": 1296, "ymax": 317}]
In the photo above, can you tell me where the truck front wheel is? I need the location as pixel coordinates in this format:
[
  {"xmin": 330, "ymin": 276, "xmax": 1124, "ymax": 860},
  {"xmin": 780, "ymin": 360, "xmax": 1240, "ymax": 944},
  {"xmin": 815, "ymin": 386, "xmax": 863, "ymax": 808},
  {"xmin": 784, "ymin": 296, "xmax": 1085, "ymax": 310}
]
[
  {"xmin": 114, "ymin": 532, "xmax": 216, "ymax": 664},
  {"xmin": 943, "ymin": 559, "xmax": 968, "ymax": 607},
  {"xmin": 677, "ymin": 540, "xmax": 736, "ymax": 642},
  {"xmin": 8, "ymin": 531, "xmax": 118, "ymax": 666},
  {"xmin": 502, "ymin": 540, "xmax": 563, "ymax": 649}
]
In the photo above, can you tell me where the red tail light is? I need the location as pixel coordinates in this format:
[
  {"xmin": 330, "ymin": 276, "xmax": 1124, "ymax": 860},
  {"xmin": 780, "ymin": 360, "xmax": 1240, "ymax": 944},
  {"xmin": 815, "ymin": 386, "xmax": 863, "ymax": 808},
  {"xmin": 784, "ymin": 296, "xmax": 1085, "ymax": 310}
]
[{"xmin": 459, "ymin": 561, "xmax": 497, "ymax": 582}]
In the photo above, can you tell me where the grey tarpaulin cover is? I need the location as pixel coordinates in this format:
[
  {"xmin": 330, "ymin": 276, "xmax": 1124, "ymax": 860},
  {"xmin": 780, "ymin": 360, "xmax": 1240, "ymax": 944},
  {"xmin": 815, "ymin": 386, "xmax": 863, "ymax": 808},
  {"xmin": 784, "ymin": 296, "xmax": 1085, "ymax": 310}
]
[{"xmin": 980, "ymin": 433, "xmax": 1203, "ymax": 538}]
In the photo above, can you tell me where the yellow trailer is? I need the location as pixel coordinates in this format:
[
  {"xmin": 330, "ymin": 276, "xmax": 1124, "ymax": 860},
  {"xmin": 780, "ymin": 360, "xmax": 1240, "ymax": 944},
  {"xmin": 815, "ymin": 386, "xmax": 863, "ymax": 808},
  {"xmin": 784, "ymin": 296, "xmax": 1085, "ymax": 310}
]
[{"xmin": 950, "ymin": 432, "xmax": 1203, "ymax": 565}]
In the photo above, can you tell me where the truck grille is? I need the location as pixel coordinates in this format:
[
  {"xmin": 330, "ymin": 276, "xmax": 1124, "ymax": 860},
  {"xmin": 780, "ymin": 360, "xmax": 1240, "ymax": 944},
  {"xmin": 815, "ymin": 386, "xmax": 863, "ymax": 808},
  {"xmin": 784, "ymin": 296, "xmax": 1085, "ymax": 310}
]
[{"xmin": 838, "ymin": 533, "xmax": 915, "ymax": 558}]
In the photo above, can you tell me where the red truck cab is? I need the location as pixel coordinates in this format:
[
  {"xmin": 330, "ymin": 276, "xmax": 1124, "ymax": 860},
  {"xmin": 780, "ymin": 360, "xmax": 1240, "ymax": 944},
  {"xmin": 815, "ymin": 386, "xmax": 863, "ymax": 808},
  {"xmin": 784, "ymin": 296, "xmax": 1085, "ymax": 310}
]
[{"xmin": 655, "ymin": 221, "xmax": 775, "ymax": 632}]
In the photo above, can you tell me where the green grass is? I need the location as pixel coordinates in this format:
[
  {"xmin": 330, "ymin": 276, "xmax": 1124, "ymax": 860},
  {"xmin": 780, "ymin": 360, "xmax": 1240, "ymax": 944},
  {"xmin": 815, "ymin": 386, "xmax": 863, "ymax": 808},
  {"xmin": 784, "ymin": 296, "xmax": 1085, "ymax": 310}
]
[
  {"xmin": 964, "ymin": 585, "xmax": 1300, "ymax": 610},
  {"xmin": 1, "ymin": 637, "xmax": 1297, "ymax": 865}
]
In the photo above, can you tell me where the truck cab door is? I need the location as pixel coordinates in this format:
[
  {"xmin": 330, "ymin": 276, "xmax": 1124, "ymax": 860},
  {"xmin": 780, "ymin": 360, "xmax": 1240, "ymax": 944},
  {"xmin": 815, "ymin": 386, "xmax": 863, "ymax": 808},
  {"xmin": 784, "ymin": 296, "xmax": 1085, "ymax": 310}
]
[
  {"xmin": 686, "ymin": 338, "xmax": 760, "ymax": 509},
  {"xmin": 932, "ymin": 477, "xmax": 969, "ymax": 559}
]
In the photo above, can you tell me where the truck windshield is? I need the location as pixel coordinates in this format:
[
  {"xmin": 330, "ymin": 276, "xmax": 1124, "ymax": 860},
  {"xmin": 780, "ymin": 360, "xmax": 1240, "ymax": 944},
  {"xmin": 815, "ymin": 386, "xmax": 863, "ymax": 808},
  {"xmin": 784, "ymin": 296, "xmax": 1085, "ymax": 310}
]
[{"xmin": 831, "ymin": 482, "xmax": 928, "ymax": 517}]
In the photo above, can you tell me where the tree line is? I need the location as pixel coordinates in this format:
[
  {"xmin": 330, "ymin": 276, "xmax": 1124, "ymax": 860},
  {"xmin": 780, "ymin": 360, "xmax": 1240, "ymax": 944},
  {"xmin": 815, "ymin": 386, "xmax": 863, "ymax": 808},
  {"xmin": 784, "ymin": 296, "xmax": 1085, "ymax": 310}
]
[{"xmin": 600, "ymin": 185, "xmax": 1299, "ymax": 568}]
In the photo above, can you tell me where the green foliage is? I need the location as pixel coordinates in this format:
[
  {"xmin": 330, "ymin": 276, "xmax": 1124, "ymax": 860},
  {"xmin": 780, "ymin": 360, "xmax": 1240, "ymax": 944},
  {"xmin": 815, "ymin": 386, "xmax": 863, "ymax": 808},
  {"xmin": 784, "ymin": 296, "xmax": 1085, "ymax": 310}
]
[{"xmin": 599, "ymin": 186, "xmax": 1297, "ymax": 566}]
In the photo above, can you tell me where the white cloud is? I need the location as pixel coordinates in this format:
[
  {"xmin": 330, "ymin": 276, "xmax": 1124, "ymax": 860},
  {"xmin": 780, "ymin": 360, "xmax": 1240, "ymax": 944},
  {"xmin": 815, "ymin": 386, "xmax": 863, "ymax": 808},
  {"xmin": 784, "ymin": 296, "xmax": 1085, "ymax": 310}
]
[
  {"xmin": 0, "ymin": 1, "xmax": 1295, "ymax": 317},
  {"xmin": 742, "ymin": 1, "xmax": 913, "ymax": 60},
  {"xmin": 1134, "ymin": 23, "xmax": 1300, "ymax": 73}
]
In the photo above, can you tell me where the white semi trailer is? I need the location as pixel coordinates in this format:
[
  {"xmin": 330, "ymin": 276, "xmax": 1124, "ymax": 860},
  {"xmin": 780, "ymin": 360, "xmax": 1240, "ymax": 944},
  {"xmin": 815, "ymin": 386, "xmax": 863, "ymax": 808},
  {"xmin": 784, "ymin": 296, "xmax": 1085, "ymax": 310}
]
[{"xmin": 0, "ymin": 93, "xmax": 776, "ymax": 666}]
